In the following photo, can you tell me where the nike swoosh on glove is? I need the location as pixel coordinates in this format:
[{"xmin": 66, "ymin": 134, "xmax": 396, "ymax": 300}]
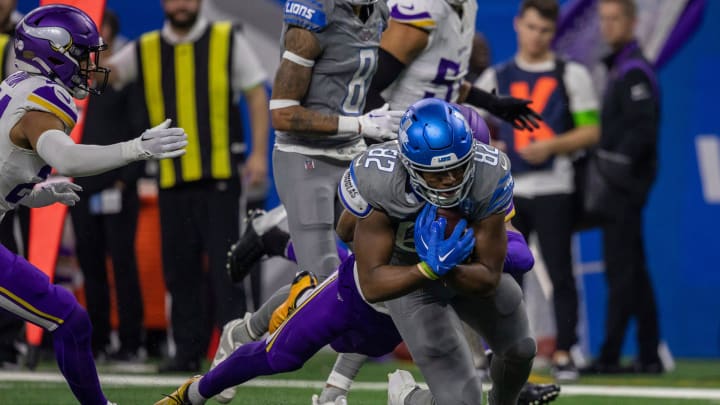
[
  {"xmin": 417, "ymin": 217, "xmax": 475, "ymax": 278},
  {"xmin": 122, "ymin": 118, "xmax": 188, "ymax": 161},
  {"xmin": 358, "ymin": 103, "xmax": 404, "ymax": 142},
  {"xmin": 20, "ymin": 181, "xmax": 83, "ymax": 208},
  {"xmin": 414, "ymin": 203, "xmax": 437, "ymax": 260}
]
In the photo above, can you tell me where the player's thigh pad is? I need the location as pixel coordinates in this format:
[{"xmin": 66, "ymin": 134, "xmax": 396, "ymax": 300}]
[{"xmin": 0, "ymin": 244, "xmax": 78, "ymax": 331}]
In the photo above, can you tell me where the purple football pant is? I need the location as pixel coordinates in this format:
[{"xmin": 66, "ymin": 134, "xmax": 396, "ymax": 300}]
[
  {"xmin": 198, "ymin": 255, "xmax": 401, "ymax": 398},
  {"xmin": 0, "ymin": 243, "xmax": 107, "ymax": 405}
]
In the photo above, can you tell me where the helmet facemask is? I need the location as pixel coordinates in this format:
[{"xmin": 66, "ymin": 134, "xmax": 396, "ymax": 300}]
[
  {"xmin": 70, "ymin": 42, "xmax": 110, "ymax": 98},
  {"xmin": 402, "ymin": 146, "xmax": 476, "ymax": 208}
]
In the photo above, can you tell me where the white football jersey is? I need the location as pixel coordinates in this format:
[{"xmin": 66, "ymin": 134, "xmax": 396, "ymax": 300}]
[
  {"xmin": 382, "ymin": 0, "xmax": 477, "ymax": 110},
  {"xmin": 0, "ymin": 72, "xmax": 78, "ymax": 219}
]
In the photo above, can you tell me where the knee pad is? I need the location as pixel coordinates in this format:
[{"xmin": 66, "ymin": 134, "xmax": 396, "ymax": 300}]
[{"xmin": 504, "ymin": 337, "xmax": 537, "ymax": 363}]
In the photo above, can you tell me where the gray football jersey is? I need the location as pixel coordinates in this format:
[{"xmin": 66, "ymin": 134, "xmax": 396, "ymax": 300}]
[
  {"xmin": 339, "ymin": 140, "xmax": 514, "ymax": 269},
  {"xmin": 276, "ymin": 0, "xmax": 388, "ymax": 148}
]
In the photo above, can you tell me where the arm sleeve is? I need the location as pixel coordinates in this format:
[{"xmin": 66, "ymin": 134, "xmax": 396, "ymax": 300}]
[
  {"xmin": 338, "ymin": 165, "xmax": 373, "ymax": 218},
  {"xmin": 36, "ymin": 129, "xmax": 133, "ymax": 177},
  {"xmin": 564, "ymin": 62, "xmax": 600, "ymax": 127},
  {"xmin": 615, "ymin": 69, "xmax": 659, "ymax": 160},
  {"xmin": 232, "ymin": 29, "xmax": 268, "ymax": 98},
  {"xmin": 364, "ymin": 47, "xmax": 406, "ymax": 112},
  {"xmin": 470, "ymin": 68, "xmax": 498, "ymax": 117}
]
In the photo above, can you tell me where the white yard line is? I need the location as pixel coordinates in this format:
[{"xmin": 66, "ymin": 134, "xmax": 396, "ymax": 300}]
[{"xmin": 2, "ymin": 371, "xmax": 720, "ymax": 400}]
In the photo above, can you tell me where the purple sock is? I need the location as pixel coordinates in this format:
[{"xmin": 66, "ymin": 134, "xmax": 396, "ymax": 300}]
[
  {"xmin": 199, "ymin": 341, "xmax": 274, "ymax": 398},
  {"xmin": 504, "ymin": 231, "xmax": 535, "ymax": 276},
  {"xmin": 285, "ymin": 240, "xmax": 297, "ymax": 263},
  {"xmin": 285, "ymin": 239, "xmax": 350, "ymax": 265},
  {"xmin": 52, "ymin": 307, "xmax": 108, "ymax": 405}
]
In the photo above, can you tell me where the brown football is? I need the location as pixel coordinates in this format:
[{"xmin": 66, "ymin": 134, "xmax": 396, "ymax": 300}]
[{"xmin": 436, "ymin": 207, "xmax": 464, "ymax": 238}]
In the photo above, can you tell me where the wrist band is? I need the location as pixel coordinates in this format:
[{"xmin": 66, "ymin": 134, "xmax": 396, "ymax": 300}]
[
  {"xmin": 417, "ymin": 262, "xmax": 439, "ymax": 280},
  {"xmin": 337, "ymin": 116, "xmax": 360, "ymax": 134}
]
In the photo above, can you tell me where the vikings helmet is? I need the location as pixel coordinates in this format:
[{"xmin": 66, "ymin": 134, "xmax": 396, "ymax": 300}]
[
  {"xmin": 398, "ymin": 98, "xmax": 476, "ymax": 207},
  {"xmin": 451, "ymin": 103, "xmax": 491, "ymax": 145},
  {"xmin": 14, "ymin": 4, "xmax": 109, "ymax": 99}
]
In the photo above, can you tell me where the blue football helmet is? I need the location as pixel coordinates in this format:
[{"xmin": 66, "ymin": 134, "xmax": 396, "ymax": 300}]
[{"xmin": 398, "ymin": 98, "xmax": 475, "ymax": 208}]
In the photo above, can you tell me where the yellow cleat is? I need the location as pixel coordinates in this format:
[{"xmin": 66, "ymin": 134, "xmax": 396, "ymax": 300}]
[
  {"xmin": 154, "ymin": 375, "xmax": 202, "ymax": 405},
  {"xmin": 268, "ymin": 271, "xmax": 318, "ymax": 333}
]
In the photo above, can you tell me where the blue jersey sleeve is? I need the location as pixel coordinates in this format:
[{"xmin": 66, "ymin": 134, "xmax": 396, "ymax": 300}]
[
  {"xmin": 338, "ymin": 164, "xmax": 373, "ymax": 218},
  {"xmin": 484, "ymin": 171, "xmax": 514, "ymax": 218},
  {"xmin": 283, "ymin": 0, "xmax": 330, "ymax": 32}
]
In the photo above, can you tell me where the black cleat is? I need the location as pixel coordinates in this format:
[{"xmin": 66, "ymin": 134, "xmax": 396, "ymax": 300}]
[
  {"xmin": 518, "ymin": 382, "xmax": 561, "ymax": 405},
  {"xmin": 226, "ymin": 210, "xmax": 267, "ymax": 284}
]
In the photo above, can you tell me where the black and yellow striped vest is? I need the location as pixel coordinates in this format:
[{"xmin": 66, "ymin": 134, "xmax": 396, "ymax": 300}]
[
  {"xmin": 137, "ymin": 22, "xmax": 242, "ymax": 189},
  {"xmin": 0, "ymin": 34, "xmax": 11, "ymax": 79}
]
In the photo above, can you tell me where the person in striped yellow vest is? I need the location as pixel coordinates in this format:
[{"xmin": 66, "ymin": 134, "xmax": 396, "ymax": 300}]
[{"xmin": 106, "ymin": 0, "xmax": 270, "ymax": 373}]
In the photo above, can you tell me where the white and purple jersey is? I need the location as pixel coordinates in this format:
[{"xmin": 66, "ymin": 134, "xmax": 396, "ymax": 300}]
[
  {"xmin": 0, "ymin": 72, "xmax": 78, "ymax": 220},
  {"xmin": 382, "ymin": 0, "xmax": 477, "ymax": 110}
]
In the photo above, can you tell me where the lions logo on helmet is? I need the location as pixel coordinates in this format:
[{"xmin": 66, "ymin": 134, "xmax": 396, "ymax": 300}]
[{"xmin": 398, "ymin": 98, "xmax": 476, "ymax": 208}]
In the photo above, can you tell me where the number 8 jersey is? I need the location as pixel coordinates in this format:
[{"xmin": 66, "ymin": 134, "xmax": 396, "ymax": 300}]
[
  {"xmin": 275, "ymin": 0, "xmax": 389, "ymax": 150},
  {"xmin": 382, "ymin": 0, "xmax": 477, "ymax": 110},
  {"xmin": 0, "ymin": 71, "xmax": 78, "ymax": 219},
  {"xmin": 339, "ymin": 140, "xmax": 514, "ymax": 265}
]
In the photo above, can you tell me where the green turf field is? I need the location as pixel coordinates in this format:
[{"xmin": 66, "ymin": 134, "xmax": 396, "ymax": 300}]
[{"xmin": 1, "ymin": 352, "xmax": 718, "ymax": 404}]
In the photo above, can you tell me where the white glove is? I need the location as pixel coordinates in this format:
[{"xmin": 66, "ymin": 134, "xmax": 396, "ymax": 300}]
[
  {"xmin": 358, "ymin": 103, "xmax": 404, "ymax": 141},
  {"xmin": 338, "ymin": 103, "xmax": 405, "ymax": 141},
  {"xmin": 20, "ymin": 181, "xmax": 83, "ymax": 208},
  {"xmin": 122, "ymin": 119, "xmax": 188, "ymax": 161}
]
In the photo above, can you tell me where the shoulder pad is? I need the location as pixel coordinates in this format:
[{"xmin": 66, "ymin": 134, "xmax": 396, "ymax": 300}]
[
  {"xmin": 388, "ymin": 0, "xmax": 440, "ymax": 30},
  {"xmin": 338, "ymin": 164, "xmax": 373, "ymax": 218},
  {"xmin": 283, "ymin": 0, "xmax": 330, "ymax": 32},
  {"xmin": 26, "ymin": 84, "xmax": 78, "ymax": 129}
]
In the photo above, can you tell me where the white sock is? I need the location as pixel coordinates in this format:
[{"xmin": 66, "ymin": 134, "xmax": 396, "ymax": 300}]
[
  {"xmin": 187, "ymin": 380, "xmax": 207, "ymax": 404},
  {"xmin": 252, "ymin": 205, "xmax": 287, "ymax": 235}
]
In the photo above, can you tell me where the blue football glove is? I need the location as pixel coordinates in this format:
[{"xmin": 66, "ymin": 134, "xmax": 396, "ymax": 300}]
[
  {"xmin": 414, "ymin": 204, "xmax": 437, "ymax": 259},
  {"xmin": 417, "ymin": 217, "xmax": 476, "ymax": 279}
]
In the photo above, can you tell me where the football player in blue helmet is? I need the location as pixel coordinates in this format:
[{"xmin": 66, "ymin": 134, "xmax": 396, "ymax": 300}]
[
  {"xmin": 398, "ymin": 99, "xmax": 476, "ymax": 208},
  {"xmin": 155, "ymin": 98, "xmax": 534, "ymax": 405},
  {"xmin": 219, "ymin": 101, "xmax": 557, "ymax": 405}
]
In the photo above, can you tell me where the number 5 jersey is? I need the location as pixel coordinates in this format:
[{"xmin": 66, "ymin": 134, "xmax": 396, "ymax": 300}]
[{"xmin": 382, "ymin": 0, "xmax": 477, "ymax": 110}]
